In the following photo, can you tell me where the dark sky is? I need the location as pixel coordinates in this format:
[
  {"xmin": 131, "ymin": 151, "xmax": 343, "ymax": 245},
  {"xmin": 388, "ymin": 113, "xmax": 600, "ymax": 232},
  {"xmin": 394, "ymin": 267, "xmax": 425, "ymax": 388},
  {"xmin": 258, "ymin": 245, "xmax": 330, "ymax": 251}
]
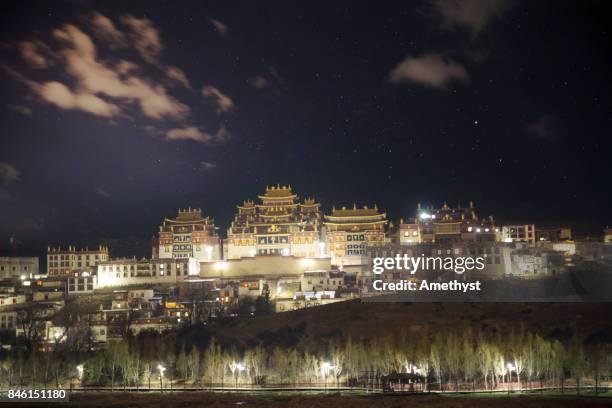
[{"xmin": 1, "ymin": 0, "xmax": 611, "ymax": 255}]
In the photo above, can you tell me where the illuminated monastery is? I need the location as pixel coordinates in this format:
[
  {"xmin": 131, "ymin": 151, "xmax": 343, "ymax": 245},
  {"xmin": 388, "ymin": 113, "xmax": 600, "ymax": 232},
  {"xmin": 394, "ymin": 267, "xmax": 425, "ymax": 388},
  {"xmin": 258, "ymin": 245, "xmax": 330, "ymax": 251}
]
[
  {"xmin": 324, "ymin": 204, "xmax": 387, "ymax": 267},
  {"xmin": 155, "ymin": 207, "xmax": 222, "ymax": 262},
  {"xmin": 226, "ymin": 185, "xmax": 322, "ymax": 259}
]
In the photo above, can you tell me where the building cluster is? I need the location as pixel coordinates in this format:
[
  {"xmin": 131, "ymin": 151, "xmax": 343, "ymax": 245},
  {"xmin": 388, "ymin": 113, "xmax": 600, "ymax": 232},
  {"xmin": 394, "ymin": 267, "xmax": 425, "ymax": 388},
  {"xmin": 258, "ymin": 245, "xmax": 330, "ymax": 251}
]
[{"xmin": 1, "ymin": 185, "xmax": 612, "ymax": 348}]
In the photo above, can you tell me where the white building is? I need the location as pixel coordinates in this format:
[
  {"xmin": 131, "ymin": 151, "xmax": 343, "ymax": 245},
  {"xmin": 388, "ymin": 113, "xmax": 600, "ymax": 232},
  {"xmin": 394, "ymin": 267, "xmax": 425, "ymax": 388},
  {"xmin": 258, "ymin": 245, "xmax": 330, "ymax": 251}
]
[
  {"xmin": 97, "ymin": 258, "xmax": 199, "ymax": 288},
  {"xmin": 500, "ymin": 224, "xmax": 536, "ymax": 245},
  {"xmin": 47, "ymin": 246, "xmax": 108, "ymax": 276},
  {"xmin": 0, "ymin": 257, "xmax": 39, "ymax": 279}
]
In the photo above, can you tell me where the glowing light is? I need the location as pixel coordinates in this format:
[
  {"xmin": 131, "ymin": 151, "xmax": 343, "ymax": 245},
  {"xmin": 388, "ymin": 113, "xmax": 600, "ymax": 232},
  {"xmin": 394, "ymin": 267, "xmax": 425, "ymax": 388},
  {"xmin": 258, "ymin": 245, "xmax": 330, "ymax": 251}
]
[
  {"xmin": 236, "ymin": 363, "xmax": 246, "ymax": 372},
  {"xmin": 485, "ymin": 228, "xmax": 490, "ymax": 232},
  {"xmin": 206, "ymin": 245, "xmax": 213, "ymax": 262},
  {"xmin": 214, "ymin": 261, "xmax": 228, "ymax": 270},
  {"xmin": 476, "ymin": 228, "xmax": 481, "ymax": 233},
  {"xmin": 300, "ymin": 258, "xmax": 314, "ymax": 268},
  {"xmin": 420, "ymin": 213, "xmax": 431, "ymax": 220},
  {"xmin": 467, "ymin": 226, "xmax": 473, "ymax": 232},
  {"xmin": 507, "ymin": 363, "xmax": 515, "ymax": 371},
  {"xmin": 158, "ymin": 364, "xmax": 166, "ymax": 376},
  {"xmin": 318, "ymin": 242, "xmax": 326, "ymax": 257}
]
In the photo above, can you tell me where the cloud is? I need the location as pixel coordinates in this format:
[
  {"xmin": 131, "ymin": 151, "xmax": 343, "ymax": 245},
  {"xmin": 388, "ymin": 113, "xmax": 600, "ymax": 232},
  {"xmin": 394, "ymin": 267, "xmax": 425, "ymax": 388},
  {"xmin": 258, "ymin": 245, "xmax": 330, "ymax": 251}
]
[
  {"xmin": 10, "ymin": 105, "xmax": 33, "ymax": 115},
  {"xmin": 37, "ymin": 81, "xmax": 120, "ymax": 117},
  {"xmin": 9, "ymin": 12, "xmax": 232, "ymax": 143},
  {"xmin": 389, "ymin": 53, "xmax": 469, "ymax": 89},
  {"xmin": 432, "ymin": 0, "xmax": 513, "ymax": 34},
  {"xmin": 95, "ymin": 187, "xmax": 111, "ymax": 198},
  {"xmin": 90, "ymin": 11, "xmax": 126, "ymax": 47},
  {"xmin": 165, "ymin": 66, "xmax": 191, "ymax": 89},
  {"xmin": 248, "ymin": 76, "xmax": 269, "ymax": 89},
  {"xmin": 0, "ymin": 162, "xmax": 21, "ymax": 185},
  {"xmin": 526, "ymin": 114, "xmax": 561, "ymax": 141},
  {"xmin": 19, "ymin": 40, "xmax": 52, "ymax": 69},
  {"xmin": 200, "ymin": 161, "xmax": 216, "ymax": 171},
  {"xmin": 209, "ymin": 18, "xmax": 229, "ymax": 37},
  {"xmin": 202, "ymin": 86, "xmax": 234, "ymax": 114},
  {"xmin": 166, "ymin": 125, "xmax": 231, "ymax": 143},
  {"xmin": 120, "ymin": 15, "xmax": 162, "ymax": 64},
  {"xmin": 50, "ymin": 24, "xmax": 189, "ymax": 119}
]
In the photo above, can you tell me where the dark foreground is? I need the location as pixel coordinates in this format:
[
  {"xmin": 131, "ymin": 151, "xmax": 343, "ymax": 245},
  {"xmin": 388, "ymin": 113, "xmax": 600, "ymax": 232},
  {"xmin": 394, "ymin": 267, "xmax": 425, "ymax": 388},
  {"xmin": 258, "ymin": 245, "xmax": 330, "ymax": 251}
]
[{"xmin": 5, "ymin": 392, "xmax": 612, "ymax": 408}]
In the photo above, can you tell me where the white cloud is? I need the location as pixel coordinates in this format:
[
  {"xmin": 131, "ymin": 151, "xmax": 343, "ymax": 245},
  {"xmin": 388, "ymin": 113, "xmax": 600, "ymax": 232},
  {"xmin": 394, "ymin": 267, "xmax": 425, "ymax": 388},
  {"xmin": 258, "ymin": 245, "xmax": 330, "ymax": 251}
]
[
  {"xmin": 202, "ymin": 86, "xmax": 234, "ymax": 114},
  {"xmin": 51, "ymin": 24, "xmax": 189, "ymax": 119},
  {"xmin": 19, "ymin": 40, "xmax": 52, "ymax": 69},
  {"xmin": 165, "ymin": 66, "xmax": 191, "ymax": 89},
  {"xmin": 120, "ymin": 15, "xmax": 162, "ymax": 64},
  {"xmin": 209, "ymin": 18, "xmax": 229, "ymax": 37},
  {"xmin": 10, "ymin": 105, "xmax": 33, "ymax": 115},
  {"xmin": 0, "ymin": 162, "xmax": 21, "ymax": 185},
  {"xmin": 90, "ymin": 12, "xmax": 126, "ymax": 47},
  {"xmin": 200, "ymin": 161, "xmax": 216, "ymax": 170},
  {"xmin": 37, "ymin": 81, "xmax": 120, "ymax": 117},
  {"xmin": 166, "ymin": 125, "xmax": 231, "ymax": 143},
  {"xmin": 10, "ymin": 12, "xmax": 232, "ymax": 143},
  {"xmin": 389, "ymin": 53, "xmax": 469, "ymax": 89},
  {"xmin": 432, "ymin": 0, "xmax": 513, "ymax": 34}
]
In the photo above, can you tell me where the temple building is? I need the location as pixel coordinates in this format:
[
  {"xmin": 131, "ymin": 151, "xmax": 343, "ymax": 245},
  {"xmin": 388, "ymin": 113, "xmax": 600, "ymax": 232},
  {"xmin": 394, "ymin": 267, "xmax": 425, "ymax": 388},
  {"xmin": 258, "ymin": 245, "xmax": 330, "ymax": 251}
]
[
  {"xmin": 155, "ymin": 207, "xmax": 221, "ymax": 262},
  {"xmin": 225, "ymin": 185, "xmax": 322, "ymax": 259},
  {"xmin": 324, "ymin": 204, "xmax": 387, "ymax": 267},
  {"xmin": 398, "ymin": 201, "xmax": 497, "ymax": 244},
  {"xmin": 47, "ymin": 245, "xmax": 108, "ymax": 276}
]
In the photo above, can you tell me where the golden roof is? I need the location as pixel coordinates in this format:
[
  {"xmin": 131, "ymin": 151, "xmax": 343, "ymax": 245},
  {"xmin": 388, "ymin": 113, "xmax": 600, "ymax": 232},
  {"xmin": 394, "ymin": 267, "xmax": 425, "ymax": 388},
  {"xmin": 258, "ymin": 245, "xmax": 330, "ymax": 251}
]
[
  {"xmin": 329, "ymin": 204, "xmax": 382, "ymax": 217},
  {"xmin": 261, "ymin": 184, "xmax": 295, "ymax": 198}
]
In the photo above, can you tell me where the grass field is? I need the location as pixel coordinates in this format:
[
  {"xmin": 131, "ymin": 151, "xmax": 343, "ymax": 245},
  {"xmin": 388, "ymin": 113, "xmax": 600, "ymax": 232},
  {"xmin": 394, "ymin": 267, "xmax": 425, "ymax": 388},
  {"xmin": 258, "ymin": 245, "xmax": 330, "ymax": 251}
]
[{"xmin": 5, "ymin": 391, "xmax": 612, "ymax": 408}]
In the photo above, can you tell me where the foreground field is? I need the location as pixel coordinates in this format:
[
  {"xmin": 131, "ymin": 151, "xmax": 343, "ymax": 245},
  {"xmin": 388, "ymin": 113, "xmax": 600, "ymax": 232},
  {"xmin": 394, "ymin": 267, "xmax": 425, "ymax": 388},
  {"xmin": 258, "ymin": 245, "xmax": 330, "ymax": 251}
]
[{"xmin": 6, "ymin": 392, "xmax": 612, "ymax": 408}]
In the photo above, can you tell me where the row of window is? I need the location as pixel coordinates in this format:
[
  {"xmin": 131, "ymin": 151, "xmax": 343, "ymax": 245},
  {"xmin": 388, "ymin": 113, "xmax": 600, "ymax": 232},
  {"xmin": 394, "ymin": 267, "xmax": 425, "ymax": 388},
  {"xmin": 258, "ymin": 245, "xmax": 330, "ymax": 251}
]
[
  {"xmin": 49, "ymin": 255, "xmax": 102, "ymax": 260},
  {"xmin": 0, "ymin": 265, "xmax": 29, "ymax": 271}
]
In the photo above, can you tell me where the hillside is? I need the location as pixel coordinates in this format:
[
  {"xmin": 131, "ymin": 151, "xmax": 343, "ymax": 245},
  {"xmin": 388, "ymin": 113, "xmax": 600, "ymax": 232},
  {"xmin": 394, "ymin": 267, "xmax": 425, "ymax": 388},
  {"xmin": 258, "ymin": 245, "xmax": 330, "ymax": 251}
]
[{"xmin": 210, "ymin": 300, "xmax": 612, "ymax": 348}]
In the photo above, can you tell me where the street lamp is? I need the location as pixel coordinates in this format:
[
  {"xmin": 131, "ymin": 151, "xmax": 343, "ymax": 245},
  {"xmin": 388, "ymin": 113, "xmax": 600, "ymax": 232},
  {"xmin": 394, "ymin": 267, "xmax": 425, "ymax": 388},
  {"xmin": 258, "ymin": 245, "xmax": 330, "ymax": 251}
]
[
  {"xmin": 507, "ymin": 363, "xmax": 515, "ymax": 395},
  {"xmin": 235, "ymin": 363, "xmax": 245, "ymax": 388},
  {"xmin": 322, "ymin": 361, "xmax": 335, "ymax": 391},
  {"xmin": 158, "ymin": 364, "xmax": 166, "ymax": 392},
  {"xmin": 76, "ymin": 364, "xmax": 84, "ymax": 379}
]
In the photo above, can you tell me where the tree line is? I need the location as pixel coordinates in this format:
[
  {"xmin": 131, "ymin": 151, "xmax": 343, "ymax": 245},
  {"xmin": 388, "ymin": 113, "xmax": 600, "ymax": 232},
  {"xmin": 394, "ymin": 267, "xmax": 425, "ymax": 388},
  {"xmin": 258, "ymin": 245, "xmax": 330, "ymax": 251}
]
[{"xmin": 0, "ymin": 323, "xmax": 610, "ymax": 392}]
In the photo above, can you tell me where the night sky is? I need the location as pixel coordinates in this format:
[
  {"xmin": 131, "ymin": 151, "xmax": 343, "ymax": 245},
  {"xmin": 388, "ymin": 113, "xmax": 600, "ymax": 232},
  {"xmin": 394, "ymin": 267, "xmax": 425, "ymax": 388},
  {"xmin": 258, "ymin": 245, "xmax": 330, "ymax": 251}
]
[{"xmin": 1, "ymin": 0, "xmax": 611, "ymax": 255}]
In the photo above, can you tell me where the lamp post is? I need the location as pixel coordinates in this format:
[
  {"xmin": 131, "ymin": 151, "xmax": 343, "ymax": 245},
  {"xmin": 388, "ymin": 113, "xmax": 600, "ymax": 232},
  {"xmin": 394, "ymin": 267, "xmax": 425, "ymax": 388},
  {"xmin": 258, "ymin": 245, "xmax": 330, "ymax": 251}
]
[
  {"xmin": 235, "ymin": 363, "xmax": 245, "ymax": 388},
  {"xmin": 322, "ymin": 361, "xmax": 335, "ymax": 391},
  {"xmin": 507, "ymin": 363, "xmax": 515, "ymax": 396},
  {"xmin": 158, "ymin": 364, "xmax": 166, "ymax": 392}
]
